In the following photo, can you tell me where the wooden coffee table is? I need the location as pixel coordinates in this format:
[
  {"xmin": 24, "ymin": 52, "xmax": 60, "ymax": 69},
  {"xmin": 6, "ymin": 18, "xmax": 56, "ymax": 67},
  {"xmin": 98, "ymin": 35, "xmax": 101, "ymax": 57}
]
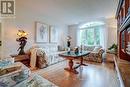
[{"xmin": 59, "ymin": 51, "xmax": 90, "ymax": 74}]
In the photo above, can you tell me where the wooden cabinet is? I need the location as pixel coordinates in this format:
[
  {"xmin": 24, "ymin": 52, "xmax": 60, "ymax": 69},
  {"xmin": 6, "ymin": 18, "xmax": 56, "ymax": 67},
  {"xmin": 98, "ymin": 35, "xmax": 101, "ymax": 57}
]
[
  {"xmin": 116, "ymin": 0, "xmax": 130, "ymax": 61},
  {"xmin": 11, "ymin": 54, "xmax": 30, "ymax": 66}
]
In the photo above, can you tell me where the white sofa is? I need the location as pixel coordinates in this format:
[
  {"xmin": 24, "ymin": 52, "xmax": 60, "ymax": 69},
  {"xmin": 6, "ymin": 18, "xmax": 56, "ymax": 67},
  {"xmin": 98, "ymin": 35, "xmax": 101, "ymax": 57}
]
[{"xmin": 28, "ymin": 44, "xmax": 65, "ymax": 68}]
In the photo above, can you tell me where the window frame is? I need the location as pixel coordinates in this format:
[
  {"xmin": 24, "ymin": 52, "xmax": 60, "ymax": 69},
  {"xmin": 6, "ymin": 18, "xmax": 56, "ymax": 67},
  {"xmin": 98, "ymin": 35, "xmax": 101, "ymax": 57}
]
[{"xmin": 79, "ymin": 26, "xmax": 101, "ymax": 46}]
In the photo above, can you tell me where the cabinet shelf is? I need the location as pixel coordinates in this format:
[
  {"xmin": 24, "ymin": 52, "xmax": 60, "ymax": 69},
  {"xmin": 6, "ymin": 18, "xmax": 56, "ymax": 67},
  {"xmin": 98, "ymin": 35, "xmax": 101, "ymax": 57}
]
[{"xmin": 116, "ymin": 0, "xmax": 130, "ymax": 61}]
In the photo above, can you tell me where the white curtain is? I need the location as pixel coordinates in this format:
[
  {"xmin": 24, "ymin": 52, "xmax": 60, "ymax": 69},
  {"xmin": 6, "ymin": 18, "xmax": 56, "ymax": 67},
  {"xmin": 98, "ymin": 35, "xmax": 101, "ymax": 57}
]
[
  {"xmin": 77, "ymin": 23, "xmax": 108, "ymax": 50},
  {"xmin": 99, "ymin": 25, "xmax": 108, "ymax": 50},
  {"xmin": 77, "ymin": 27, "xmax": 80, "ymax": 46}
]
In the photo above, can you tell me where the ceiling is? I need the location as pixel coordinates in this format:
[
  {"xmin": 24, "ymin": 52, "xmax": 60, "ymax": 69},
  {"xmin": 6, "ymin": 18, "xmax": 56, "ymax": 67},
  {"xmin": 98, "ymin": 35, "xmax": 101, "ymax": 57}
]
[{"xmin": 16, "ymin": 0, "xmax": 118, "ymax": 25}]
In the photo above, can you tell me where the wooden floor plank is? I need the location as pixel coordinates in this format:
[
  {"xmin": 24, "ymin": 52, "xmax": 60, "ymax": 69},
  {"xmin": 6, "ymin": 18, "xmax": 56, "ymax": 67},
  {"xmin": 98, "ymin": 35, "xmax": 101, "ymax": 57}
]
[{"xmin": 33, "ymin": 56, "xmax": 120, "ymax": 87}]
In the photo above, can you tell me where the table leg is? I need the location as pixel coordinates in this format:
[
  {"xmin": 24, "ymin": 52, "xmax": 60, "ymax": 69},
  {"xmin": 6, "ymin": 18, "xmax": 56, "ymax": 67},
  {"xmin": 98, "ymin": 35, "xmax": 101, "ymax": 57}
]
[
  {"xmin": 76, "ymin": 57, "xmax": 88, "ymax": 66},
  {"xmin": 80, "ymin": 57, "xmax": 88, "ymax": 66},
  {"xmin": 64, "ymin": 59, "xmax": 78, "ymax": 74}
]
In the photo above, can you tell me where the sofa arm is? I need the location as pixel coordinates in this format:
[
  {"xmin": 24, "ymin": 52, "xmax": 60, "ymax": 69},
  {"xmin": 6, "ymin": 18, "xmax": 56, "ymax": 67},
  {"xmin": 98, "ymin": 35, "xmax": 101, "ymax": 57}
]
[
  {"xmin": 97, "ymin": 49, "xmax": 105, "ymax": 62},
  {"xmin": 0, "ymin": 57, "xmax": 15, "ymax": 67},
  {"xmin": 0, "ymin": 62, "xmax": 30, "ymax": 87}
]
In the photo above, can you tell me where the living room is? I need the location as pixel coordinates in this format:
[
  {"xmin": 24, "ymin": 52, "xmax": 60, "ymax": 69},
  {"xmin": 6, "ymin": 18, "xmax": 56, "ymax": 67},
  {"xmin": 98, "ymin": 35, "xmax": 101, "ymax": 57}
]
[{"xmin": 0, "ymin": 0, "xmax": 130, "ymax": 87}]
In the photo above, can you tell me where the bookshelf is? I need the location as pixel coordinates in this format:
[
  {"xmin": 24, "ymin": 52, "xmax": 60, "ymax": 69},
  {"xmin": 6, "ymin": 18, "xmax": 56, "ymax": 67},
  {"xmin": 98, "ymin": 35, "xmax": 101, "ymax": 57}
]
[{"xmin": 116, "ymin": 0, "xmax": 130, "ymax": 61}]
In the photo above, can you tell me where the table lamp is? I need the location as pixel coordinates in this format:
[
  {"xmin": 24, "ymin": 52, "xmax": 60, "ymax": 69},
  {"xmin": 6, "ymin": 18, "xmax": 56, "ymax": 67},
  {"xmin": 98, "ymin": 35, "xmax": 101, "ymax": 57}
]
[{"xmin": 16, "ymin": 30, "xmax": 28, "ymax": 55}]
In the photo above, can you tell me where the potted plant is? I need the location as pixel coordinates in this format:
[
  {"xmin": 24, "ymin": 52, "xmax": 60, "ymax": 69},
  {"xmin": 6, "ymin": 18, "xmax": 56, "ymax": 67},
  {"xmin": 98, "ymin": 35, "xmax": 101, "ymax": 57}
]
[{"xmin": 108, "ymin": 43, "xmax": 118, "ymax": 54}]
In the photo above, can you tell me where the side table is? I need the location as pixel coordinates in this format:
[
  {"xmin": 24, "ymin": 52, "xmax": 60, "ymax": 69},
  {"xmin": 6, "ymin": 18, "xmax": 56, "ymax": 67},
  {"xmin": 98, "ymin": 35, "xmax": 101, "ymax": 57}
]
[{"xmin": 10, "ymin": 54, "xmax": 30, "ymax": 66}]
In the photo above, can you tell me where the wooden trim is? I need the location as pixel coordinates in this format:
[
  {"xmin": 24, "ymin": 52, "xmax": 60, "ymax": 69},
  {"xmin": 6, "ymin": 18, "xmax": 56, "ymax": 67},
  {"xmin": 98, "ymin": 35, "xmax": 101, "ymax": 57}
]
[
  {"xmin": 113, "ymin": 55, "xmax": 125, "ymax": 87},
  {"xmin": 119, "ymin": 13, "xmax": 130, "ymax": 32},
  {"xmin": 125, "ymin": 0, "xmax": 129, "ymax": 16},
  {"xmin": 116, "ymin": 0, "xmax": 124, "ymax": 18}
]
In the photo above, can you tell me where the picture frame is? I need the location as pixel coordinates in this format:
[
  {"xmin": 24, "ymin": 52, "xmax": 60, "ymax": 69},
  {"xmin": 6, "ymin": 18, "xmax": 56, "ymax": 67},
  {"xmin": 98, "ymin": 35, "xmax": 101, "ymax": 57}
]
[
  {"xmin": 35, "ymin": 22, "xmax": 49, "ymax": 43},
  {"xmin": 50, "ymin": 26, "xmax": 58, "ymax": 43}
]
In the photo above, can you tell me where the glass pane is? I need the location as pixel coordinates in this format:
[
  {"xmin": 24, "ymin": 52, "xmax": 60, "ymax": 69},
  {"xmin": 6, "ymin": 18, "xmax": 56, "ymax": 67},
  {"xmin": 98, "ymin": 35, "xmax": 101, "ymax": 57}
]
[
  {"xmin": 79, "ymin": 27, "xmax": 100, "ymax": 46},
  {"xmin": 87, "ymin": 28, "xmax": 94, "ymax": 45},
  {"xmin": 80, "ymin": 29, "xmax": 87, "ymax": 45},
  {"xmin": 95, "ymin": 28, "xmax": 100, "ymax": 45}
]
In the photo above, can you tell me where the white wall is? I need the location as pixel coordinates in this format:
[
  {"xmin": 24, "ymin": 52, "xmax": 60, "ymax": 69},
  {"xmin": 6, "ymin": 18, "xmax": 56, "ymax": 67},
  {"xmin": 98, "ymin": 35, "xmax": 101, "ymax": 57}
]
[
  {"xmin": 106, "ymin": 18, "xmax": 117, "ymax": 47},
  {"xmin": 68, "ymin": 18, "xmax": 117, "ymax": 49},
  {"xmin": 1, "ymin": 0, "xmax": 117, "ymax": 57},
  {"xmin": 1, "ymin": 0, "xmax": 68, "ymax": 58},
  {"xmin": 68, "ymin": 24, "xmax": 78, "ymax": 48},
  {"xmin": 0, "ymin": 22, "xmax": 1, "ymax": 58}
]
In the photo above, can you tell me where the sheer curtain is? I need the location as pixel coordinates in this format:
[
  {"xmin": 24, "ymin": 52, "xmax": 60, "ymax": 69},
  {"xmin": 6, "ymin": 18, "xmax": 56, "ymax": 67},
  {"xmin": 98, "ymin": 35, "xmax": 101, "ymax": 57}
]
[
  {"xmin": 77, "ymin": 24, "xmax": 108, "ymax": 50},
  {"xmin": 77, "ymin": 27, "xmax": 81, "ymax": 46},
  {"xmin": 99, "ymin": 25, "xmax": 108, "ymax": 50}
]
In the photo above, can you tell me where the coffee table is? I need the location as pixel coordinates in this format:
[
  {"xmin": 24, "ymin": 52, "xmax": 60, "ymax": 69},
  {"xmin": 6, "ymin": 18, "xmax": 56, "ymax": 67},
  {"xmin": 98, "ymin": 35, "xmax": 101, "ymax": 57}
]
[{"xmin": 59, "ymin": 51, "xmax": 90, "ymax": 74}]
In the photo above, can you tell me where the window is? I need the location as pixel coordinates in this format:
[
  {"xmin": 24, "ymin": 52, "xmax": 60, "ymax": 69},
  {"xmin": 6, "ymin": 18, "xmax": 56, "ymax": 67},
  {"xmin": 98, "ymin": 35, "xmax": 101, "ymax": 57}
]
[{"xmin": 79, "ymin": 27, "xmax": 100, "ymax": 46}]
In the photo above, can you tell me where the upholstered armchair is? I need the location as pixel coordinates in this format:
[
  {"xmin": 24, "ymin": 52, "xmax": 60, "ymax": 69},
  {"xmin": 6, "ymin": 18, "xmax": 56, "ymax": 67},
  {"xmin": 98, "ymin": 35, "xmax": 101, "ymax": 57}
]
[{"xmin": 84, "ymin": 49, "xmax": 105, "ymax": 63}]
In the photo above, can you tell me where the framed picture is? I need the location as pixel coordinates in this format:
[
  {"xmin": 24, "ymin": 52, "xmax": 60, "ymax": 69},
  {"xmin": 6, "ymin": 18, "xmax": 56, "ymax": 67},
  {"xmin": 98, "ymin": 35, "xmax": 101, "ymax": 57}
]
[
  {"xmin": 36, "ymin": 22, "xmax": 49, "ymax": 43},
  {"xmin": 50, "ymin": 26, "xmax": 58, "ymax": 43}
]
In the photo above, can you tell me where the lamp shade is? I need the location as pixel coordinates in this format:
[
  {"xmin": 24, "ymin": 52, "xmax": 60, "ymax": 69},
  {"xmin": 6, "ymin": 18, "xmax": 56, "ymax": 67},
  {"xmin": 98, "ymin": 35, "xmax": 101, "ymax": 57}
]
[
  {"xmin": 17, "ymin": 30, "xmax": 27, "ymax": 37},
  {"xmin": 67, "ymin": 36, "xmax": 72, "ymax": 40}
]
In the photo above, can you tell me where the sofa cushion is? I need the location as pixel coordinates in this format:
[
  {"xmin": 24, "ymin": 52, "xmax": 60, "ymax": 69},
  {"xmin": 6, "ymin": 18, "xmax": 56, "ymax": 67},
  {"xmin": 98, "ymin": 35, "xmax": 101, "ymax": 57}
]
[
  {"xmin": 0, "ymin": 62, "xmax": 30, "ymax": 87},
  {"xmin": 93, "ymin": 46, "xmax": 102, "ymax": 52},
  {"xmin": 0, "ymin": 63, "xmax": 22, "ymax": 76},
  {"xmin": 84, "ymin": 46, "xmax": 95, "ymax": 51},
  {"xmin": 83, "ymin": 46, "xmax": 102, "ymax": 51},
  {"xmin": 0, "ymin": 58, "xmax": 14, "ymax": 67}
]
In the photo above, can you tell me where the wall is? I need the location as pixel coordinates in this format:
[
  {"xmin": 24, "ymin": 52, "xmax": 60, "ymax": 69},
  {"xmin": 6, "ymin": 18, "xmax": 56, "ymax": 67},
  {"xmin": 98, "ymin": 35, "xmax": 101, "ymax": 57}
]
[
  {"xmin": 106, "ymin": 18, "xmax": 117, "ymax": 47},
  {"xmin": 68, "ymin": 18, "xmax": 117, "ymax": 49},
  {"xmin": 0, "ymin": 22, "xmax": 1, "ymax": 58},
  {"xmin": 1, "ymin": 0, "xmax": 117, "ymax": 57},
  {"xmin": 1, "ymin": 0, "xmax": 68, "ymax": 58},
  {"xmin": 68, "ymin": 24, "xmax": 78, "ymax": 48}
]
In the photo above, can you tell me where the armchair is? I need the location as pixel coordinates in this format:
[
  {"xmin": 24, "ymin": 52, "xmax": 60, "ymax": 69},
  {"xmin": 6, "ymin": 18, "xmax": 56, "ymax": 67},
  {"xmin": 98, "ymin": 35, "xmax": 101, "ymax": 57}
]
[{"xmin": 84, "ymin": 49, "xmax": 105, "ymax": 63}]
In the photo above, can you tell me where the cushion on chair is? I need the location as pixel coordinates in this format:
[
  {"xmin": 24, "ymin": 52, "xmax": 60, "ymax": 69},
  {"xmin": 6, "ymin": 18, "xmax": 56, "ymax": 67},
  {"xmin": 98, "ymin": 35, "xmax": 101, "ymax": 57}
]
[
  {"xmin": 83, "ymin": 46, "xmax": 95, "ymax": 51},
  {"xmin": 0, "ymin": 64, "xmax": 22, "ymax": 76},
  {"xmin": 0, "ymin": 62, "xmax": 30, "ymax": 87},
  {"xmin": 0, "ymin": 58, "xmax": 14, "ymax": 67},
  {"xmin": 93, "ymin": 46, "xmax": 102, "ymax": 52}
]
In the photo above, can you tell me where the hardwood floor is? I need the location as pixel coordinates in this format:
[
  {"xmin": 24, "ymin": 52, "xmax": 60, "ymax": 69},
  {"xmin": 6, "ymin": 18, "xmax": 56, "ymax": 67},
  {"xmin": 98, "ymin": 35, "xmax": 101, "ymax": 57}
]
[{"xmin": 33, "ymin": 56, "xmax": 120, "ymax": 87}]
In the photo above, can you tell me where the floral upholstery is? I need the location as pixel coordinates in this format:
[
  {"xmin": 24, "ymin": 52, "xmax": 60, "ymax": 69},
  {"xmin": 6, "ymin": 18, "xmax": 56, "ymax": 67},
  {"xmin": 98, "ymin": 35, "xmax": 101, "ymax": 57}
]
[
  {"xmin": 83, "ymin": 46, "xmax": 95, "ymax": 51},
  {"xmin": 0, "ymin": 59, "xmax": 58, "ymax": 87},
  {"xmin": 84, "ymin": 49, "xmax": 105, "ymax": 63},
  {"xmin": 0, "ymin": 62, "xmax": 30, "ymax": 87},
  {"xmin": 0, "ymin": 58, "xmax": 14, "ymax": 67},
  {"xmin": 15, "ymin": 74, "xmax": 58, "ymax": 87},
  {"xmin": 36, "ymin": 49, "xmax": 48, "ymax": 68},
  {"xmin": 28, "ymin": 46, "xmax": 64, "ymax": 69},
  {"xmin": 0, "ymin": 63, "xmax": 22, "ymax": 76}
]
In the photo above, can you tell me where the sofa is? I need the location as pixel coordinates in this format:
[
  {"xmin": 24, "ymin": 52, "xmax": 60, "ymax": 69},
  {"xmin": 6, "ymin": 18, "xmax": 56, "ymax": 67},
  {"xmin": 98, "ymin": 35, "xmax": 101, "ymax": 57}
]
[
  {"xmin": 83, "ymin": 46, "xmax": 105, "ymax": 63},
  {"xmin": 27, "ymin": 44, "xmax": 65, "ymax": 69},
  {"xmin": 0, "ymin": 58, "xmax": 58, "ymax": 87}
]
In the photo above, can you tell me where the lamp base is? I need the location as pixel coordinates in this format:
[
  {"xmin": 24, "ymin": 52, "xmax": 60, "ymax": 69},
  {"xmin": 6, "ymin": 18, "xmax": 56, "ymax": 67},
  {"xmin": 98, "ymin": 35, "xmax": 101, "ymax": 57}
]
[{"xmin": 18, "ymin": 50, "xmax": 25, "ymax": 55}]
